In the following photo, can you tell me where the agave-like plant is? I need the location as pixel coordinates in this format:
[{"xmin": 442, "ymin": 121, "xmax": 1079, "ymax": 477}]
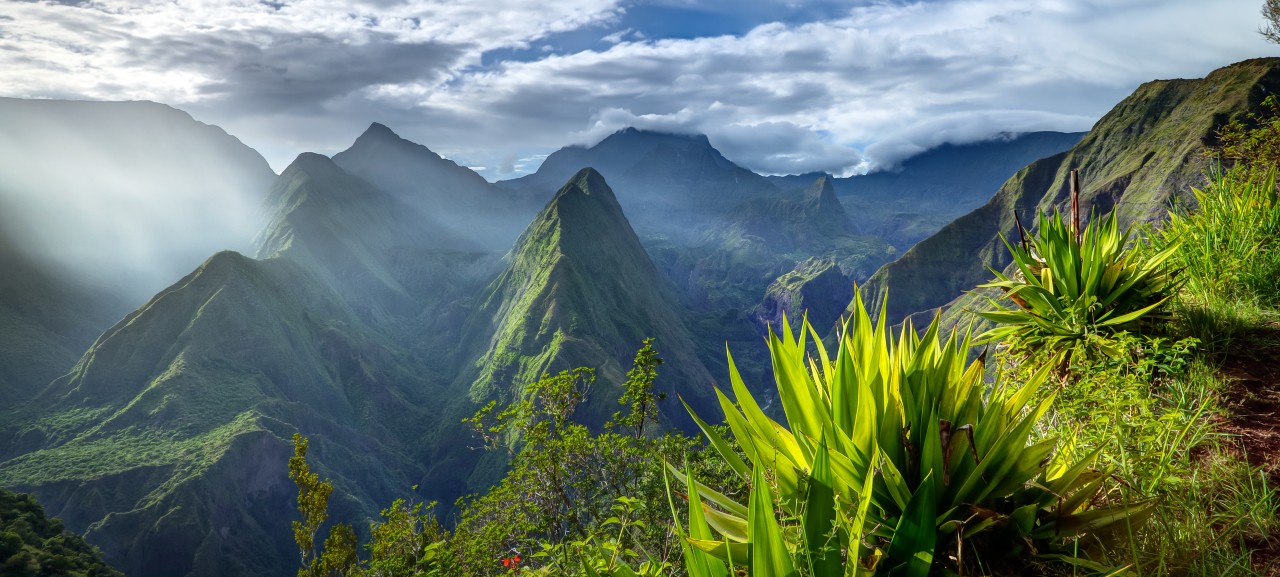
[
  {"xmin": 976, "ymin": 207, "xmax": 1180, "ymax": 361},
  {"xmin": 669, "ymin": 293, "xmax": 1152, "ymax": 576}
]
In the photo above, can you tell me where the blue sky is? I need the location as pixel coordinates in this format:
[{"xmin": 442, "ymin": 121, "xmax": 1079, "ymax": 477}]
[{"xmin": 0, "ymin": 0, "xmax": 1275, "ymax": 179}]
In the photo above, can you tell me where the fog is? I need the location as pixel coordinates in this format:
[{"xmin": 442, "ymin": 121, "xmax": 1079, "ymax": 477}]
[{"xmin": 0, "ymin": 98, "xmax": 276, "ymax": 305}]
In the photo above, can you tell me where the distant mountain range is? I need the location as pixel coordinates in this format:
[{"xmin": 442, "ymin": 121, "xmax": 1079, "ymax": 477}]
[{"xmin": 15, "ymin": 53, "xmax": 1272, "ymax": 576}]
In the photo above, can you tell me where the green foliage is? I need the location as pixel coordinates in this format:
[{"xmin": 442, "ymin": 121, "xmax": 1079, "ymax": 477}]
[
  {"xmin": 999, "ymin": 333, "xmax": 1204, "ymax": 493},
  {"xmin": 673, "ymin": 293, "xmax": 1149, "ymax": 575},
  {"xmin": 0, "ymin": 488, "xmax": 122, "ymax": 577},
  {"xmin": 290, "ymin": 433, "xmax": 359, "ymax": 577},
  {"xmin": 289, "ymin": 434, "xmax": 452, "ymax": 577},
  {"xmin": 611, "ymin": 338, "xmax": 667, "ymax": 439},
  {"xmin": 451, "ymin": 341, "xmax": 734, "ymax": 576},
  {"xmin": 1214, "ymin": 94, "xmax": 1280, "ymax": 171},
  {"xmin": 977, "ymin": 208, "xmax": 1179, "ymax": 365},
  {"xmin": 1160, "ymin": 168, "xmax": 1280, "ymax": 307},
  {"xmin": 285, "ymin": 340, "xmax": 733, "ymax": 576}
]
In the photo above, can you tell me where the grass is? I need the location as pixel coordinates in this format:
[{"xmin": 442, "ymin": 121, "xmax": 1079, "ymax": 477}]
[{"xmin": 996, "ymin": 166, "xmax": 1280, "ymax": 576}]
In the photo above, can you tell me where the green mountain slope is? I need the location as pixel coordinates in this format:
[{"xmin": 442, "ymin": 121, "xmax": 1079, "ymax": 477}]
[
  {"xmin": 863, "ymin": 58, "xmax": 1280, "ymax": 325},
  {"xmin": 0, "ymin": 153, "xmax": 494, "ymax": 577},
  {"xmin": 0, "ymin": 98, "xmax": 276, "ymax": 407},
  {"xmin": 0, "ymin": 250, "xmax": 435, "ymax": 577},
  {"xmin": 466, "ymin": 168, "xmax": 715, "ymax": 423},
  {"xmin": 255, "ymin": 152, "xmax": 482, "ymax": 318}
]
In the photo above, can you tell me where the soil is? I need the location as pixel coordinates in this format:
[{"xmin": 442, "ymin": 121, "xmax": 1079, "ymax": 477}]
[
  {"xmin": 1213, "ymin": 326, "xmax": 1280, "ymax": 575},
  {"xmin": 1217, "ymin": 327, "xmax": 1280, "ymax": 481}
]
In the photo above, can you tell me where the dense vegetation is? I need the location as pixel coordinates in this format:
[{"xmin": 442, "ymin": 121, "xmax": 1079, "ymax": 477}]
[
  {"xmin": 285, "ymin": 77, "xmax": 1280, "ymax": 576},
  {"xmin": 0, "ymin": 488, "xmax": 122, "ymax": 577}
]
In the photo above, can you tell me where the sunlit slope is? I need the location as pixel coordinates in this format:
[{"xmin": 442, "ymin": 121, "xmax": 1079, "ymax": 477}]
[
  {"xmin": 0, "ymin": 231, "xmax": 126, "ymax": 404},
  {"xmin": 863, "ymin": 57, "xmax": 1280, "ymax": 325},
  {"xmin": 466, "ymin": 168, "xmax": 716, "ymax": 424}
]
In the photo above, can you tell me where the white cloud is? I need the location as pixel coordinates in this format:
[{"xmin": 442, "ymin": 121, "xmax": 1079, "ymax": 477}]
[{"xmin": 0, "ymin": 0, "xmax": 1274, "ymax": 177}]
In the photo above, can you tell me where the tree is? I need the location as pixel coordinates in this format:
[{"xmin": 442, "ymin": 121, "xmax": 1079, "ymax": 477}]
[
  {"xmin": 288, "ymin": 434, "xmax": 450, "ymax": 577},
  {"xmin": 1264, "ymin": 0, "xmax": 1280, "ymax": 43},
  {"xmin": 288, "ymin": 433, "xmax": 358, "ymax": 577}
]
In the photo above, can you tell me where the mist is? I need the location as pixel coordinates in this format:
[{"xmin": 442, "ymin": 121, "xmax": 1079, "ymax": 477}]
[{"xmin": 0, "ymin": 98, "xmax": 276, "ymax": 305}]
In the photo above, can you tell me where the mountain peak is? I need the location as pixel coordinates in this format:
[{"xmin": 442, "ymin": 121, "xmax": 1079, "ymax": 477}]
[
  {"xmin": 805, "ymin": 175, "xmax": 840, "ymax": 207},
  {"xmin": 555, "ymin": 167, "xmax": 616, "ymax": 204},
  {"xmin": 466, "ymin": 168, "xmax": 713, "ymax": 417},
  {"xmin": 534, "ymin": 167, "xmax": 630, "ymax": 248},
  {"xmin": 283, "ymin": 151, "xmax": 338, "ymax": 172},
  {"xmin": 345, "ymin": 121, "xmax": 427, "ymax": 155},
  {"xmin": 364, "ymin": 121, "xmax": 396, "ymax": 137},
  {"xmin": 598, "ymin": 127, "xmax": 712, "ymax": 150}
]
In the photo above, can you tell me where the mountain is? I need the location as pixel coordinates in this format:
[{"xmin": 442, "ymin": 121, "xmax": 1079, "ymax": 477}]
[
  {"xmin": 255, "ymin": 152, "xmax": 484, "ymax": 318},
  {"xmin": 466, "ymin": 168, "xmax": 715, "ymax": 424},
  {"xmin": 0, "ymin": 153, "xmax": 495, "ymax": 577},
  {"xmin": 721, "ymin": 176, "xmax": 856, "ymax": 251},
  {"xmin": 0, "ymin": 249, "xmax": 443, "ymax": 577},
  {"xmin": 503, "ymin": 131, "xmax": 896, "ymax": 389},
  {"xmin": 862, "ymin": 58, "xmax": 1280, "ymax": 326},
  {"xmin": 0, "ymin": 230, "xmax": 127, "ymax": 405},
  {"xmin": 0, "ymin": 98, "xmax": 276, "ymax": 304},
  {"xmin": 753, "ymin": 257, "xmax": 853, "ymax": 336},
  {"xmin": 765, "ymin": 132, "xmax": 1084, "ymax": 250},
  {"xmin": 502, "ymin": 128, "xmax": 780, "ymax": 243},
  {"xmin": 331, "ymin": 123, "xmax": 540, "ymax": 250},
  {"xmin": 0, "ymin": 98, "xmax": 274, "ymax": 407}
]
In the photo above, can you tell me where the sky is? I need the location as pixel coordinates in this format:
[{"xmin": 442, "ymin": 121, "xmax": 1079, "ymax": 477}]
[{"xmin": 0, "ymin": 0, "xmax": 1275, "ymax": 180}]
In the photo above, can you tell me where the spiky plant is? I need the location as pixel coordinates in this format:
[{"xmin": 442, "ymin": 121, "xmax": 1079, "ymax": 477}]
[
  {"xmin": 976, "ymin": 206, "xmax": 1180, "ymax": 363},
  {"xmin": 669, "ymin": 293, "xmax": 1151, "ymax": 576}
]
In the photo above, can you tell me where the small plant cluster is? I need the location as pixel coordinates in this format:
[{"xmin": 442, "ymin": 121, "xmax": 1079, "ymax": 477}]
[{"xmin": 975, "ymin": 175, "xmax": 1180, "ymax": 367}]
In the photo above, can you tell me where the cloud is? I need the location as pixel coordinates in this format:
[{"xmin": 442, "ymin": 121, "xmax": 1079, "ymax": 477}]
[
  {"xmin": 0, "ymin": 0, "xmax": 1273, "ymax": 179},
  {"xmin": 864, "ymin": 109, "xmax": 1097, "ymax": 170},
  {"xmin": 121, "ymin": 30, "xmax": 464, "ymax": 114}
]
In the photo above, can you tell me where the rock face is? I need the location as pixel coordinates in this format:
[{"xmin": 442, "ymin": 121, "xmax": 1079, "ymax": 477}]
[
  {"xmin": 754, "ymin": 257, "xmax": 853, "ymax": 336},
  {"xmin": 862, "ymin": 58, "xmax": 1280, "ymax": 326}
]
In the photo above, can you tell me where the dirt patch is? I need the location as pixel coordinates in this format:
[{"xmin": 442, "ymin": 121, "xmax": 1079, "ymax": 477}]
[
  {"xmin": 1214, "ymin": 326, "xmax": 1280, "ymax": 575},
  {"xmin": 1216, "ymin": 327, "xmax": 1280, "ymax": 482}
]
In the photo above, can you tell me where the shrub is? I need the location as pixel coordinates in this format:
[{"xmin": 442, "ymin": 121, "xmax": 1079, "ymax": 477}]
[
  {"xmin": 976, "ymin": 207, "xmax": 1179, "ymax": 366},
  {"xmin": 1157, "ymin": 167, "xmax": 1280, "ymax": 310},
  {"xmin": 671, "ymin": 293, "xmax": 1151, "ymax": 576}
]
